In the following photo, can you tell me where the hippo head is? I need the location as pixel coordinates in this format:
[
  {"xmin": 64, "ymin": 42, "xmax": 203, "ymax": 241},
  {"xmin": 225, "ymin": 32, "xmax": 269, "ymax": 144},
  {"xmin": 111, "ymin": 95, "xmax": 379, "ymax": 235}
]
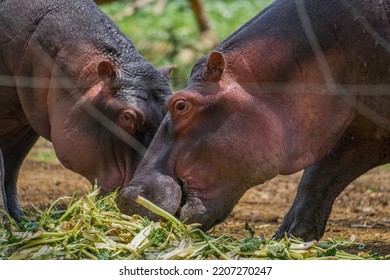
[
  {"xmin": 48, "ymin": 57, "xmax": 172, "ymax": 195},
  {"xmin": 118, "ymin": 51, "xmax": 286, "ymax": 230}
]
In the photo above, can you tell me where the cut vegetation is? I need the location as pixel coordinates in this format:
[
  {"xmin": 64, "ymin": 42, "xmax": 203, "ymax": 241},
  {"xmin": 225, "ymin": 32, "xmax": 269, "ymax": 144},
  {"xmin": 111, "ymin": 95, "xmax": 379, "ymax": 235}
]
[{"xmin": 0, "ymin": 188, "xmax": 387, "ymax": 260}]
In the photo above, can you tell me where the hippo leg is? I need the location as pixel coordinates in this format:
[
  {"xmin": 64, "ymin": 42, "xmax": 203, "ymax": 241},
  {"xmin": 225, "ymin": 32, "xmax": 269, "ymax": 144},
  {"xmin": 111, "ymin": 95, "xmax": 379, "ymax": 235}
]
[
  {"xmin": 2, "ymin": 128, "xmax": 39, "ymax": 221},
  {"xmin": 274, "ymin": 132, "xmax": 389, "ymax": 241}
]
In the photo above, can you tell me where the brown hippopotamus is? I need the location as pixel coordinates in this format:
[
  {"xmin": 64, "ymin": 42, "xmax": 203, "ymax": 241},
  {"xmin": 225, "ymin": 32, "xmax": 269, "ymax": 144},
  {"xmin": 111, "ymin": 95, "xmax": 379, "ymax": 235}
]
[
  {"xmin": 119, "ymin": 0, "xmax": 390, "ymax": 241},
  {"xmin": 0, "ymin": 0, "xmax": 171, "ymax": 221}
]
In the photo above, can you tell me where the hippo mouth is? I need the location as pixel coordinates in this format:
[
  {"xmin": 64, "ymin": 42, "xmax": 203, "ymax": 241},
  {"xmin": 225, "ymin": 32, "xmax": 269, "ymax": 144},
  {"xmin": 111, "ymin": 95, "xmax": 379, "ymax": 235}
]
[
  {"xmin": 174, "ymin": 177, "xmax": 189, "ymax": 218},
  {"xmin": 118, "ymin": 172, "xmax": 222, "ymax": 231},
  {"xmin": 172, "ymin": 176, "xmax": 223, "ymax": 230}
]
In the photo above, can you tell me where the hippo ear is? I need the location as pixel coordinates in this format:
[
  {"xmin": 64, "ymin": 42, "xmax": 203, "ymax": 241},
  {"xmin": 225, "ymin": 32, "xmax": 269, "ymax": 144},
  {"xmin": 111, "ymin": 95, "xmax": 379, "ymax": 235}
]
[
  {"xmin": 160, "ymin": 66, "xmax": 175, "ymax": 77},
  {"xmin": 203, "ymin": 51, "xmax": 225, "ymax": 82},
  {"xmin": 98, "ymin": 61, "xmax": 117, "ymax": 85}
]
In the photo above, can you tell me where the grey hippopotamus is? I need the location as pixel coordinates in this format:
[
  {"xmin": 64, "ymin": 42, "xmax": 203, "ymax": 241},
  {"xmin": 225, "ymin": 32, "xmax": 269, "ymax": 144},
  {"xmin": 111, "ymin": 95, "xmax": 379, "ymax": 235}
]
[
  {"xmin": 0, "ymin": 0, "xmax": 171, "ymax": 221},
  {"xmin": 119, "ymin": 0, "xmax": 390, "ymax": 241}
]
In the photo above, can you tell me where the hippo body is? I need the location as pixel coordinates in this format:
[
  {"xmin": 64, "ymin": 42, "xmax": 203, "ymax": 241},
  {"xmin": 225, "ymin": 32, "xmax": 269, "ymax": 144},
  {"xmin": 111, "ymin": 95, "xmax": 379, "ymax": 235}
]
[
  {"xmin": 0, "ymin": 0, "xmax": 171, "ymax": 220},
  {"xmin": 119, "ymin": 0, "xmax": 390, "ymax": 241}
]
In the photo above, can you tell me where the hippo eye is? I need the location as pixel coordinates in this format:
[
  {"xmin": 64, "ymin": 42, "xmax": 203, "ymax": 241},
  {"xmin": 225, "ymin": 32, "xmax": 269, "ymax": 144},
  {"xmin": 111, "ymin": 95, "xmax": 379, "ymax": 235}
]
[
  {"xmin": 118, "ymin": 110, "xmax": 140, "ymax": 134},
  {"xmin": 122, "ymin": 113, "xmax": 132, "ymax": 123},
  {"xmin": 169, "ymin": 98, "xmax": 192, "ymax": 124},
  {"xmin": 175, "ymin": 100, "xmax": 186, "ymax": 111}
]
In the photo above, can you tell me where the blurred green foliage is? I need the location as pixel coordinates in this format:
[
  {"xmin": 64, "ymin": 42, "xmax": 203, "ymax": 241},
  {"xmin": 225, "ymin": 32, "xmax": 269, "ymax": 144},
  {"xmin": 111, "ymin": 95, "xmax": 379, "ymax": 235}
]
[{"xmin": 100, "ymin": 0, "xmax": 272, "ymax": 90}]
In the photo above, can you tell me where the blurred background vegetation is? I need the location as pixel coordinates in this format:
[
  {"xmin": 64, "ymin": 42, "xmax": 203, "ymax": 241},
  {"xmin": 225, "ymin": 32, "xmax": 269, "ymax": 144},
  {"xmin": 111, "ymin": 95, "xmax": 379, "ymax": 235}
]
[{"xmin": 98, "ymin": 0, "xmax": 272, "ymax": 90}]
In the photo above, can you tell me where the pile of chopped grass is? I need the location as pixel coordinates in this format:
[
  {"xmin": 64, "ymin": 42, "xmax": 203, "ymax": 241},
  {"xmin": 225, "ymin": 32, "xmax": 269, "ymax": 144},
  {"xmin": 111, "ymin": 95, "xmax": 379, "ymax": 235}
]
[{"xmin": 0, "ymin": 188, "xmax": 387, "ymax": 260}]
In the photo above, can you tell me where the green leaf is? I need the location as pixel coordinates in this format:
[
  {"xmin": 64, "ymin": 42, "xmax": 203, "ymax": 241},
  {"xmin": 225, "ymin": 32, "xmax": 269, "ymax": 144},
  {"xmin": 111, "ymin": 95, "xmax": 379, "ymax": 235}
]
[
  {"xmin": 239, "ymin": 237, "xmax": 260, "ymax": 252},
  {"xmin": 18, "ymin": 219, "xmax": 39, "ymax": 231},
  {"xmin": 325, "ymin": 247, "xmax": 337, "ymax": 256},
  {"xmin": 96, "ymin": 249, "xmax": 112, "ymax": 260}
]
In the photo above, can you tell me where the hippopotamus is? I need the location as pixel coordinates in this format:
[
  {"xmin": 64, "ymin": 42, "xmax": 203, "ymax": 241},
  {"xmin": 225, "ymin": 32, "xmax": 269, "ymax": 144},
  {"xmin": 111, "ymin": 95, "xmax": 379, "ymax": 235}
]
[
  {"xmin": 0, "ymin": 0, "xmax": 171, "ymax": 221},
  {"xmin": 118, "ymin": 0, "xmax": 390, "ymax": 241}
]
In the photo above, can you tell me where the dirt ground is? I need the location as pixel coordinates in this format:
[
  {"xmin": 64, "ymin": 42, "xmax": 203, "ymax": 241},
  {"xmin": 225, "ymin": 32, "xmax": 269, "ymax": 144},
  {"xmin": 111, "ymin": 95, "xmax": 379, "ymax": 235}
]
[{"xmin": 17, "ymin": 140, "xmax": 390, "ymax": 256}]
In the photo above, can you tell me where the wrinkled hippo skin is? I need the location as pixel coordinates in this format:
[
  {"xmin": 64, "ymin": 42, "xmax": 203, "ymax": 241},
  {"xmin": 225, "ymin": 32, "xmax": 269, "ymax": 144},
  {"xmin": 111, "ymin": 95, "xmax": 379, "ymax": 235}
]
[
  {"xmin": 119, "ymin": 0, "xmax": 390, "ymax": 241},
  {"xmin": 0, "ymin": 0, "xmax": 171, "ymax": 220}
]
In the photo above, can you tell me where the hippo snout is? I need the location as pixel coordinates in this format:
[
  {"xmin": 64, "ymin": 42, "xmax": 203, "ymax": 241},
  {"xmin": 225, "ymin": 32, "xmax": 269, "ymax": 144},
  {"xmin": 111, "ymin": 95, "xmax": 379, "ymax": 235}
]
[{"xmin": 118, "ymin": 173, "xmax": 182, "ymax": 220}]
